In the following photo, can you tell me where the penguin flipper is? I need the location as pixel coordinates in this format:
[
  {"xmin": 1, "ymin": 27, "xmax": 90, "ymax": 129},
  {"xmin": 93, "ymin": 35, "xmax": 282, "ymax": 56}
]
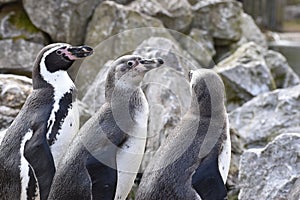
[
  {"xmin": 24, "ymin": 125, "xmax": 55, "ymax": 200},
  {"xmin": 192, "ymin": 156, "xmax": 227, "ymax": 200}
]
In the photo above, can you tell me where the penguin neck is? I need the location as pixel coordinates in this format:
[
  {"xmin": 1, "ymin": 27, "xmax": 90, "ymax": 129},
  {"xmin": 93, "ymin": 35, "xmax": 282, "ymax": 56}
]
[{"xmin": 190, "ymin": 95, "xmax": 225, "ymax": 119}]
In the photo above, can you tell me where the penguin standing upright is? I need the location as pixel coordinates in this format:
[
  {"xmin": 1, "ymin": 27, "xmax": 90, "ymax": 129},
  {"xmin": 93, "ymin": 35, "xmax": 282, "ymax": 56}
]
[
  {"xmin": 0, "ymin": 43, "xmax": 93, "ymax": 200},
  {"xmin": 136, "ymin": 68, "xmax": 231, "ymax": 200},
  {"xmin": 48, "ymin": 55, "xmax": 164, "ymax": 200}
]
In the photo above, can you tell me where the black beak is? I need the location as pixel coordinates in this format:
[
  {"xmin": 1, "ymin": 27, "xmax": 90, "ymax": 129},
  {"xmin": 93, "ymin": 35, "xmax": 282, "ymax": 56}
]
[
  {"xmin": 68, "ymin": 45, "xmax": 93, "ymax": 58},
  {"xmin": 139, "ymin": 58, "xmax": 164, "ymax": 71}
]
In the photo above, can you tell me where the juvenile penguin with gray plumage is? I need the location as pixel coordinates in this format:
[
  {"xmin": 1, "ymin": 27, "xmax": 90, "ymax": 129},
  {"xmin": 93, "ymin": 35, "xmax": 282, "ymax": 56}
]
[
  {"xmin": 0, "ymin": 43, "xmax": 93, "ymax": 200},
  {"xmin": 136, "ymin": 68, "xmax": 231, "ymax": 200},
  {"xmin": 48, "ymin": 55, "xmax": 164, "ymax": 200}
]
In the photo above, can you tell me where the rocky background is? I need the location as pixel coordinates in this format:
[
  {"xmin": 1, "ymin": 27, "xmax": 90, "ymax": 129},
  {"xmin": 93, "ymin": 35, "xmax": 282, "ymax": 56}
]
[{"xmin": 0, "ymin": 0, "xmax": 300, "ymax": 199}]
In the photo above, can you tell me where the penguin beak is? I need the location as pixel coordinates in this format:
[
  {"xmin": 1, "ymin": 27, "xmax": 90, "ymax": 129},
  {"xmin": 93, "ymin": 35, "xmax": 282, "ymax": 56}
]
[
  {"xmin": 139, "ymin": 58, "xmax": 164, "ymax": 71},
  {"xmin": 65, "ymin": 45, "xmax": 94, "ymax": 60}
]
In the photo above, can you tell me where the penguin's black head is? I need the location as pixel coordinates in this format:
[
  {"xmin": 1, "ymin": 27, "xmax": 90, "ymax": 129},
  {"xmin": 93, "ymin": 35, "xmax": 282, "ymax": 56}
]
[
  {"xmin": 105, "ymin": 55, "xmax": 164, "ymax": 99},
  {"xmin": 38, "ymin": 43, "xmax": 93, "ymax": 73},
  {"xmin": 32, "ymin": 43, "xmax": 93, "ymax": 89}
]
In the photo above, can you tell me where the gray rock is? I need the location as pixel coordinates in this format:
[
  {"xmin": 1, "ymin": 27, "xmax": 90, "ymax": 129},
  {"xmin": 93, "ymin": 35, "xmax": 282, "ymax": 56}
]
[
  {"xmin": 216, "ymin": 42, "xmax": 276, "ymax": 111},
  {"xmin": 140, "ymin": 67, "xmax": 191, "ymax": 171},
  {"xmin": 0, "ymin": 74, "xmax": 32, "ymax": 131},
  {"xmin": 238, "ymin": 133, "xmax": 300, "ymax": 200},
  {"xmin": 229, "ymin": 84, "xmax": 300, "ymax": 147},
  {"xmin": 0, "ymin": 39, "xmax": 43, "ymax": 70},
  {"xmin": 288, "ymin": 177, "xmax": 300, "ymax": 200},
  {"xmin": 234, "ymin": 13, "xmax": 267, "ymax": 49},
  {"xmin": 79, "ymin": 1, "xmax": 168, "ymax": 98},
  {"xmin": 179, "ymin": 28, "xmax": 215, "ymax": 67},
  {"xmin": 264, "ymin": 50, "xmax": 300, "ymax": 88},
  {"xmin": 0, "ymin": 2, "xmax": 46, "ymax": 44},
  {"xmin": 133, "ymin": 37, "xmax": 199, "ymax": 73},
  {"xmin": 129, "ymin": 0, "xmax": 193, "ymax": 32},
  {"xmin": 23, "ymin": 0, "xmax": 101, "ymax": 44},
  {"xmin": 192, "ymin": 0, "xmax": 243, "ymax": 44}
]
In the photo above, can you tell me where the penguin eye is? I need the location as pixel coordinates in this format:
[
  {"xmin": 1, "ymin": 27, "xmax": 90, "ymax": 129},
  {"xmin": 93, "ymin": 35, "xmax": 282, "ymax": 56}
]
[
  {"xmin": 188, "ymin": 71, "xmax": 193, "ymax": 81},
  {"xmin": 127, "ymin": 60, "xmax": 134, "ymax": 67},
  {"xmin": 56, "ymin": 50, "xmax": 63, "ymax": 55}
]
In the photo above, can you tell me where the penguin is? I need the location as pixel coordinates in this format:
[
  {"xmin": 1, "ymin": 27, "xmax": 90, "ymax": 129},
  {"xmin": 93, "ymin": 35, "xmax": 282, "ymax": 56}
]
[
  {"xmin": 0, "ymin": 43, "xmax": 93, "ymax": 200},
  {"xmin": 135, "ymin": 68, "xmax": 231, "ymax": 200},
  {"xmin": 48, "ymin": 55, "xmax": 164, "ymax": 200}
]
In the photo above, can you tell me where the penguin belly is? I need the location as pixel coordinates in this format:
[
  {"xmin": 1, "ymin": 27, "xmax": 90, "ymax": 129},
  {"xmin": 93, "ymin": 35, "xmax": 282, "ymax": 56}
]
[
  {"xmin": 114, "ymin": 135, "xmax": 147, "ymax": 200},
  {"xmin": 50, "ymin": 100, "xmax": 80, "ymax": 167},
  {"xmin": 218, "ymin": 115, "xmax": 231, "ymax": 183}
]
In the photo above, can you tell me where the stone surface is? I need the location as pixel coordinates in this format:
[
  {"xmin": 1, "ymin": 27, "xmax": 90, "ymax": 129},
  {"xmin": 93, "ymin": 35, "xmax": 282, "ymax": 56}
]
[
  {"xmin": 229, "ymin": 84, "xmax": 300, "ymax": 147},
  {"xmin": 133, "ymin": 37, "xmax": 199, "ymax": 73},
  {"xmin": 179, "ymin": 28, "xmax": 216, "ymax": 67},
  {"xmin": 129, "ymin": 0, "xmax": 193, "ymax": 32},
  {"xmin": 23, "ymin": 0, "xmax": 101, "ymax": 44},
  {"xmin": 0, "ymin": 39, "xmax": 43, "ymax": 70},
  {"xmin": 216, "ymin": 42, "xmax": 275, "ymax": 111},
  {"xmin": 140, "ymin": 67, "xmax": 191, "ymax": 171},
  {"xmin": 0, "ymin": 2, "xmax": 46, "ymax": 44},
  {"xmin": 264, "ymin": 50, "xmax": 300, "ymax": 88},
  {"xmin": 288, "ymin": 177, "xmax": 300, "ymax": 200},
  {"xmin": 79, "ymin": 1, "xmax": 169, "ymax": 98},
  {"xmin": 234, "ymin": 13, "xmax": 267, "ymax": 49},
  {"xmin": 0, "ymin": 74, "xmax": 32, "ymax": 131},
  {"xmin": 192, "ymin": 0, "xmax": 243, "ymax": 44},
  {"xmin": 238, "ymin": 133, "xmax": 300, "ymax": 200}
]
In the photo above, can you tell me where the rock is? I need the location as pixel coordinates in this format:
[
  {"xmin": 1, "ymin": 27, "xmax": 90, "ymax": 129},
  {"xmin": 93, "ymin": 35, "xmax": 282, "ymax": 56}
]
[
  {"xmin": 215, "ymin": 42, "xmax": 276, "ymax": 111},
  {"xmin": 179, "ymin": 28, "xmax": 215, "ymax": 67},
  {"xmin": 133, "ymin": 37, "xmax": 199, "ymax": 73},
  {"xmin": 234, "ymin": 13, "xmax": 268, "ymax": 49},
  {"xmin": 288, "ymin": 177, "xmax": 300, "ymax": 200},
  {"xmin": 0, "ymin": 39, "xmax": 43, "ymax": 71},
  {"xmin": 79, "ymin": 1, "xmax": 169, "ymax": 97},
  {"xmin": 227, "ymin": 128, "xmax": 245, "ymax": 200},
  {"xmin": 0, "ymin": 2, "xmax": 46, "ymax": 44},
  {"xmin": 229, "ymin": 84, "xmax": 300, "ymax": 147},
  {"xmin": 111, "ymin": 0, "xmax": 134, "ymax": 4},
  {"xmin": 192, "ymin": 0, "xmax": 243, "ymax": 44},
  {"xmin": 140, "ymin": 67, "xmax": 191, "ymax": 171},
  {"xmin": 129, "ymin": 0, "xmax": 193, "ymax": 32},
  {"xmin": 23, "ymin": 0, "xmax": 101, "ymax": 44},
  {"xmin": 238, "ymin": 133, "xmax": 300, "ymax": 200},
  {"xmin": 81, "ymin": 60, "xmax": 112, "ymax": 115},
  {"xmin": 0, "ymin": 74, "xmax": 32, "ymax": 131},
  {"xmin": 264, "ymin": 50, "xmax": 300, "ymax": 88}
]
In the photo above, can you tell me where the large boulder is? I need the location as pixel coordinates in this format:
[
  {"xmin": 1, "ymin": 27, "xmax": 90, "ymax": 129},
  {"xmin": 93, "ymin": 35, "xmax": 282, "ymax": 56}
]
[
  {"xmin": 229, "ymin": 84, "xmax": 300, "ymax": 147},
  {"xmin": 264, "ymin": 50, "xmax": 300, "ymax": 88},
  {"xmin": 0, "ymin": 39, "xmax": 43, "ymax": 72},
  {"xmin": 79, "ymin": 1, "xmax": 169, "ymax": 98},
  {"xmin": 215, "ymin": 42, "xmax": 275, "ymax": 111},
  {"xmin": 234, "ymin": 13, "xmax": 267, "ymax": 49},
  {"xmin": 192, "ymin": 0, "xmax": 243, "ymax": 44},
  {"xmin": 238, "ymin": 133, "xmax": 300, "ymax": 200},
  {"xmin": 0, "ymin": 74, "xmax": 32, "ymax": 131},
  {"xmin": 129, "ymin": 0, "xmax": 193, "ymax": 32},
  {"xmin": 0, "ymin": 2, "xmax": 46, "ymax": 44},
  {"xmin": 23, "ymin": 0, "xmax": 101, "ymax": 44}
]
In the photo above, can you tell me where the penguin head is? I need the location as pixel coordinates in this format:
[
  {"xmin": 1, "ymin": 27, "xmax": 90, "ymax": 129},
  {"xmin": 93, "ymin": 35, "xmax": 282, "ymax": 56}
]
[
  {"xmin": 188, "ymin": 69, "xmax": 225, "ymax": 105},
  {"xmin": 33, "ymin": 43, "xmax": 93, "ymax": 88},
  {"xmin": 105, "ymin": 55, "xmax": 164, "ymax": 99}
]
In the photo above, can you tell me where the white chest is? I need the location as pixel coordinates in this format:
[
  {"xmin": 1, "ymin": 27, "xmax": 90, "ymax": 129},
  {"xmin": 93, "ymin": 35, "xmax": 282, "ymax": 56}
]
[
  {"xmin": 218, "ymin": 115, "xmax": 231, "ymax": 183},
  {"xmin": 50, "ymin": 100, "xmax": 79, "ymax": 167}
]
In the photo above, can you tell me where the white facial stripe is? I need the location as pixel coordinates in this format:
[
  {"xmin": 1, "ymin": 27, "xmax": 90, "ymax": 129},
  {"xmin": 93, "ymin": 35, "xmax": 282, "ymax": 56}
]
[
  {"xmin": 20, "ymin": 130, "xmax": 33, "ymax": 200},
  {"xmin": 39, "ymin": 44, "xmax": 76, "ymax": 138}
]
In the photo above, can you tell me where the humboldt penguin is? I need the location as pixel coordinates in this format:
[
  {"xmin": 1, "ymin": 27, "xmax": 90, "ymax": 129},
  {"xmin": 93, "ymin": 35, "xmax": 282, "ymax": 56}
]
[
  {"xmin": 48, "ymin": 55, "xmax": 164, "ymax": 200},
  {"xmin": 0, "ymin": 43, "xmax": 93, "ymax": 200},
  {"xmin": 136, "ymin": 68, "xmax": 231, "ymax": 200}
]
